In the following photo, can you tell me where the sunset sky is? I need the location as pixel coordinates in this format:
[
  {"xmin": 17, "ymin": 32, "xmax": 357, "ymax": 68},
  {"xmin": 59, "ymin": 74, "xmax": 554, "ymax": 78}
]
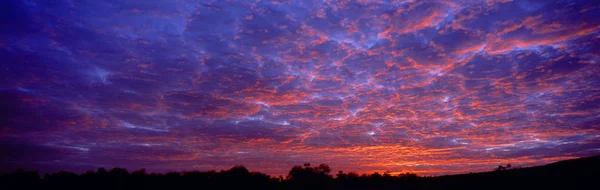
[{"xmin": 1, "ymin": 0, "xmax": 599, "ymax": 176}]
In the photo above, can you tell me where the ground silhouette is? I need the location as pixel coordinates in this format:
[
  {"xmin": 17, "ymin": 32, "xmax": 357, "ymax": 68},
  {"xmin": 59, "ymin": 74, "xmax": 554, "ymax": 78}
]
[{"xmin": 1, "ymin": 156, "xmax": 598, "ymax": 190}]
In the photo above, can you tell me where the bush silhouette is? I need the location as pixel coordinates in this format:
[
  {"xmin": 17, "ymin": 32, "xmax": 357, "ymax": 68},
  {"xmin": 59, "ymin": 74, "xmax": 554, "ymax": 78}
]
[{"xmin": 0, "ymin": 156, "xmax": 598, "ymax": 190}]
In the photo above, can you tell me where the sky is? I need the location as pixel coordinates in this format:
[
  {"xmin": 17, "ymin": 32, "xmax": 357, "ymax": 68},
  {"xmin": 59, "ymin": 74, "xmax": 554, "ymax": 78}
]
[{"xmin": 1, "ymin": 0, "xmax": 600, "ymax": 176}]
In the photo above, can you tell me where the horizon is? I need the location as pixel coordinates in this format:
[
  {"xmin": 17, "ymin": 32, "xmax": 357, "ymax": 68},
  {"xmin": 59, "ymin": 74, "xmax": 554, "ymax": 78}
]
[
  {"xmin": 4, "ymin": 155, "xmax": 597, "ymax": 177},
  {"xmin": 2, "ymin": 0, "xmax": 600, "ymax": 177}
]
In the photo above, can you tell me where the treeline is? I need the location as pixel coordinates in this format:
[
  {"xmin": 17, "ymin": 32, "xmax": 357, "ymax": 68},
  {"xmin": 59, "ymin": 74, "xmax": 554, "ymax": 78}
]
[
  {"xmin": 2, "ymin": 163, "xmax": 419, "ymax": 190},
  {"xmin": 1, "ymin": 156, "xmax": 598, "ymax": 190}
]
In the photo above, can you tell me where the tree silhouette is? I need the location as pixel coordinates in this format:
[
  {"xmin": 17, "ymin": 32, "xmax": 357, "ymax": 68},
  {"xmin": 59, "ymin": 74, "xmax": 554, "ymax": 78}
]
[{"xmin": 0, "ymin": 155, "xmax": 598, "ymax": 190}]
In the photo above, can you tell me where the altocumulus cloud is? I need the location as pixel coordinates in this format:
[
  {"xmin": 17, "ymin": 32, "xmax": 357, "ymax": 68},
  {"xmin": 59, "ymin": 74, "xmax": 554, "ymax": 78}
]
[{"xmin": 1, "ymin": 0, "xmax": 599, "ymax": 175}]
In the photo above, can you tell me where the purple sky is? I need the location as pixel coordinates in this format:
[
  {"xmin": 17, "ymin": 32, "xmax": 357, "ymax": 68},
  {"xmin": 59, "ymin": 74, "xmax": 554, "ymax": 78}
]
[{"xmin": 1, "ymin": 0, "xmax": 600, "ymax": 176}]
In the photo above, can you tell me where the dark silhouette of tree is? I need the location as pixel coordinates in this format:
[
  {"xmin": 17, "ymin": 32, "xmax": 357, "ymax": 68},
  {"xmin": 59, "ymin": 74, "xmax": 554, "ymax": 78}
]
[
  {"xmin": 286, "ymin": 163, "xmax": 333, "ymax": 190},
  {"xmin": 0, "ymin": 155, "xmax": 598, "ymax": 190},
  {"xmin": 496, "ymin": 164, "xmax": 506, "ymax": 171},
  {"xmin": 495, "ymin": 164, "xmax": 513, "ymax": 172}
]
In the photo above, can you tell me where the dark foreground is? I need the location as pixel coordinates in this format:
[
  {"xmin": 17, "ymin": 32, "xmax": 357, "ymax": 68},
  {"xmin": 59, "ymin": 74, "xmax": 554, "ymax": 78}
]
[{"xmin": 2, "ymin": 156, "xmax": 598, "ymax": 190}]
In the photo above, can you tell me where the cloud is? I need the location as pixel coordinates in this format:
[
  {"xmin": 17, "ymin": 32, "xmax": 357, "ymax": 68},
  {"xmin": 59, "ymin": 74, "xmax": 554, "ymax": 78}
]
[{"xmin": 1, "ymin": 0, "xmax": 599, "ymax": 176}]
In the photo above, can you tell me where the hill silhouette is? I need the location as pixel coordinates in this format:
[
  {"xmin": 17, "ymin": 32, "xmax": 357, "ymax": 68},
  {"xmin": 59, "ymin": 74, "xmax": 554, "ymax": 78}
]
[{"xmin": 1, "ymin": 156, "xmax": 598, "ymax": 190}]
